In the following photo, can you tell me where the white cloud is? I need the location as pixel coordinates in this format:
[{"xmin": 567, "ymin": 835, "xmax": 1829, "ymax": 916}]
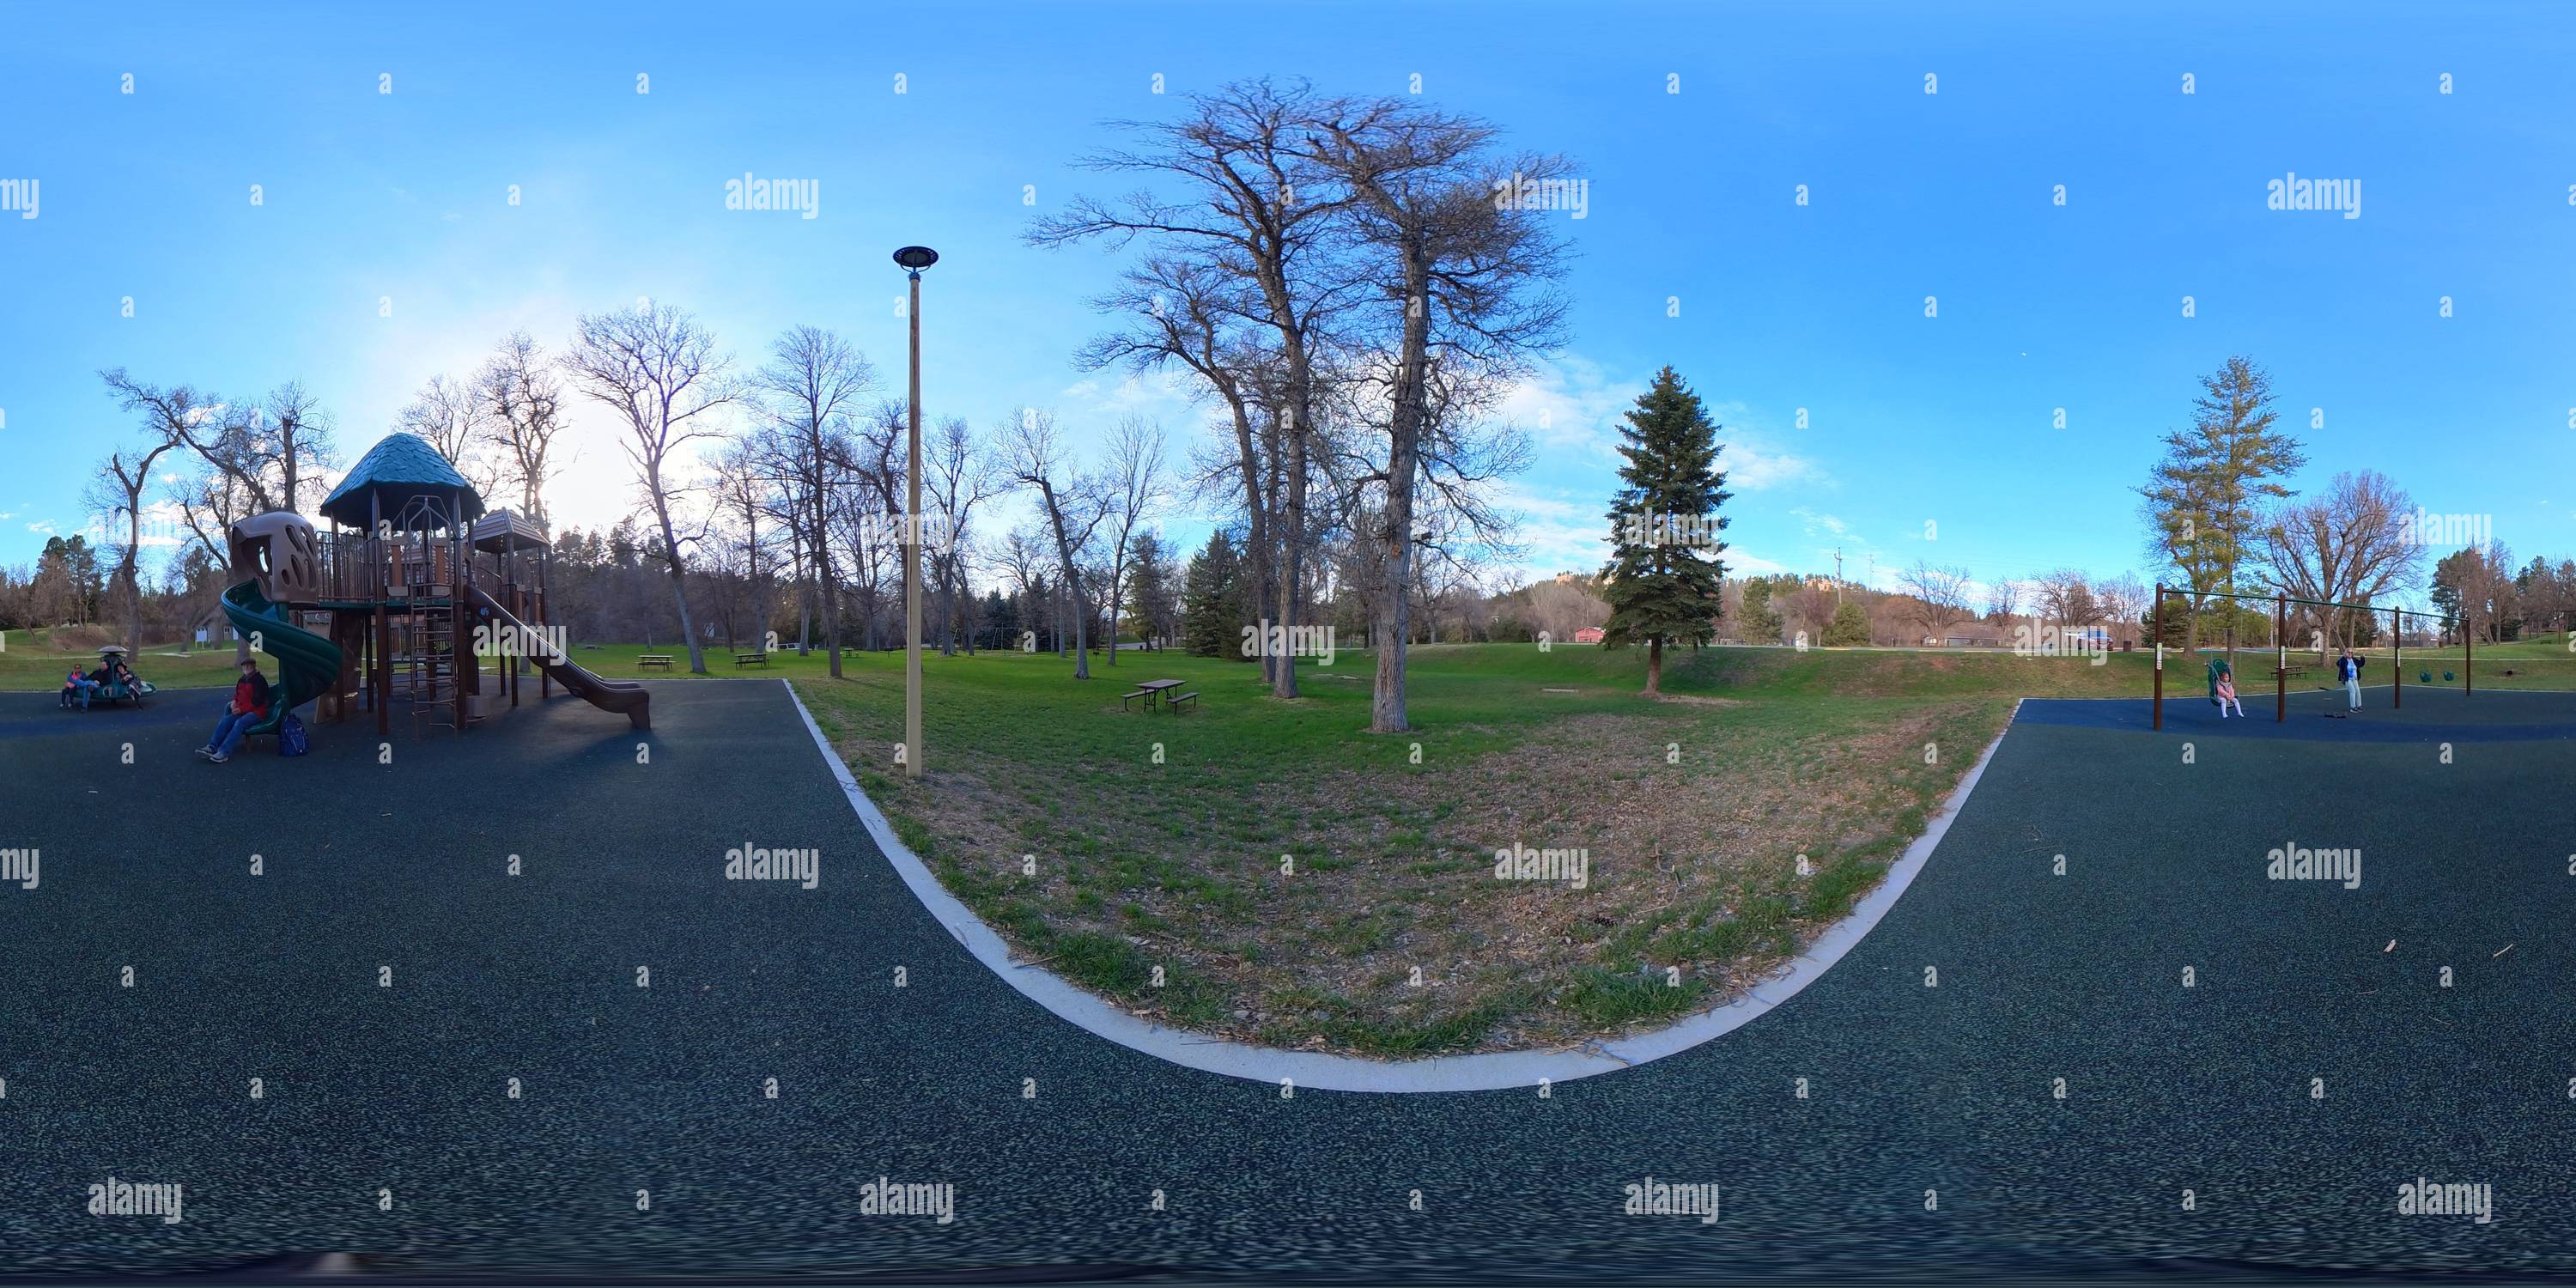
[
  {"xmin": 27, "ymin": 520, "xmax": 57, "ymax": 535},
  {"xmin": 1494, "ymin": 355, "xmax": 1637, "ymax": 462},
  {"xmin": 1487, "ymin": 480, "xmax": 1610, "ymax": 583},
  {"xmin": 1699, "ymin": 398, "xmax": 1825, "ymax": 492},
  {"xmin": 1789, "ymin": 506, "xmax": 1850, "ymax": 538},
  {"xmin": 1724, "ymin": 440, "xmax": 1822, "ymax": 490},
  {"xmin": 1060, "ymin": 370, "xmax": 1195, "ymax": 421},
  {"xmin": 1494, "ymin": 363, "xmax": 1825, "ymax": 490}
]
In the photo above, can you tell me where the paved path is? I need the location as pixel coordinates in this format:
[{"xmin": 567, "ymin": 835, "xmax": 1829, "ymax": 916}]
[{"xmin": 3, "ymin": 682, "xmax": 2570, "ymax": 1278}]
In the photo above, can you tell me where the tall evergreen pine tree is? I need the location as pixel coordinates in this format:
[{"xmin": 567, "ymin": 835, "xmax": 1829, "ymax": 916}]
[
  {"xmin": 1600, "ymin": 365, "xmax": 1730, "ymax": 696},
  {"xmin": 1181, "ymin": 532, "xmax": 1245, "ymax": 659}
]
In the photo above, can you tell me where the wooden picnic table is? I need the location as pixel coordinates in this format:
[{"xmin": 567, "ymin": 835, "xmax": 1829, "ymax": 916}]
[{"xmin": 1137, "ymin": 678, "xmax": 1182, "ymax": 704}]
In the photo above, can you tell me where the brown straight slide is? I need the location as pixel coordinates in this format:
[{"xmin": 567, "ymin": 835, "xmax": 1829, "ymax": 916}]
[{"xmin": 468, "ymin": 586, "xmax": 652, "ymax": 731}]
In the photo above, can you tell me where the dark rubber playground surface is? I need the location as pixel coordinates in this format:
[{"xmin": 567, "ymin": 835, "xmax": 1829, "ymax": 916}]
[{"xmin": 4, "ymin": 681, "xmax": 2574, "ymax": 1279}]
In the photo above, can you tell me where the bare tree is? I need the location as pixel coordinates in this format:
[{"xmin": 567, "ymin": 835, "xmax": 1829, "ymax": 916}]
[
  {"xmin": 1031, "ymin": 77, "xmax": 1352, "ymax": 701},
  {"xmin": 1308, "ymin": 99, "xmax": 1572, "ymax": 732},
  {"xmin": 2093, "ymin": 574, "xmax": 2148, "ymax": 647},
  {"xmin": 1076, "ymin": 255, "xmax": 1285, "ymax": 683},
  {"xmin": 2261, "ymin": 470, "xmax": 2421, "ymax": 657},
  {"xmin": 997, "ymin": 526, "xmax": 1050, "ymax": 651},
  {"xmin": 924, "ymin": 414, "xmax": 1001, "ymax": 657},
  {"xmin": 87, "ymin": 440, "xmax": 175, "ymax": 653},
  {"xmin": 1985, "ymin": 577, "xmax": 2023, "ymax": 623},
  {"xmin": 708, "ymin": 440, "xmax": 779, "ymax": 652},
  {"xmin": 1898, "ymin": 560, "xmax": 1973, "ymax": 643},
  {"xmin": 748, "ymin": 325, "xmax": 873, "ymax": 677},
  {"xmin": 2032, "ymin": 568, "xmax": 2101, "ymax": 630},
  {"xmin": 562, "ymin": 302, "xmax": 737, "ymax": 674},
  {"xmin": 1004, "ymin": 410, "xmax": 1114, "ymax": 679},
  {"xmin": 477, "ymin": 331, "xmax": 569, "ymax": 522},
  {"xmin": 100, "ymin": 370, "xmax": 273, "ymax": 515},
  {"xmin": 396, "ymin": 374, "xmax": 497, "ymax": 496},
  {"xmin": 257, "ymin": 381, "xmax": 338, "ymax": 515},
  {"xmin": 1093, "ymin": 416, "xmax": 1167, "ymax": 667},
  {"xmin": 1524, "ymin": 577, "xmax": 1608, "ymax": 641}
]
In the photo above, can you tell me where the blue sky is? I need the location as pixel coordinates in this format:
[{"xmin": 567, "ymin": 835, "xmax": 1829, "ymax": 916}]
[{"xmin": 3, "ymin": 1, "xmax": 2571, "ymax": 608}]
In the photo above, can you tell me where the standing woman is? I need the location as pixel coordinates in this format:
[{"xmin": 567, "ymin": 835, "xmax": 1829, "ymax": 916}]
[{"xmin": 2337, "ymin": 646, "xmax": 2364, "ymax": 712}]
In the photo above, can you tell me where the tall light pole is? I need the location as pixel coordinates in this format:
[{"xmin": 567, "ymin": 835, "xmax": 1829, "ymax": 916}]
[{"xmin": 895, "ymin": 246, "xmax": 938, "ymax": 778}]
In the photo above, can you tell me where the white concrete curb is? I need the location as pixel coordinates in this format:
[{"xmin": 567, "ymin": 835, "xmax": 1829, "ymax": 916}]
[{"xmin": 786, "ymin": 680, "xmax": 2019, "ymax": 1093}]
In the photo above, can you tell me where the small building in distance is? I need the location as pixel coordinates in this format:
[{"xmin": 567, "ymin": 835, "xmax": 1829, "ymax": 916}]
[{"xmin": 1573, "ymin": 627, "xmax": 1606, "ymax": 644}]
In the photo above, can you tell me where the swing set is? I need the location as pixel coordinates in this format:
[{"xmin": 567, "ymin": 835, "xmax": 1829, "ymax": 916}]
[{"xmin": 2148, "ymin": 583, "xmax": 2452, "ymax": 730}]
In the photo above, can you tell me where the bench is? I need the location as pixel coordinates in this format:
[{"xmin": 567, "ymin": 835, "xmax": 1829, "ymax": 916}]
[
  {"xmin": 733, "ymin": 652, "xmax": 770, "ymax": 667},
  {"xmin": 637, "ymin": 654, "xmax": 674, "ymax": 671},
  {"xmin": 1119, "ymin": 689, "xmax": 1151, "ymax": 711},
  {"xmin": 1166, "ymin": 690, "xmax": 1200, "ymax": 714}
]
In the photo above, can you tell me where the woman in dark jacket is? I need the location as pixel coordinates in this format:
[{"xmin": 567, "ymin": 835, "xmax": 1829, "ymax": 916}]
[{"xmin": 198, "ymin": 658, "xmax": 271, "ymax": 764}]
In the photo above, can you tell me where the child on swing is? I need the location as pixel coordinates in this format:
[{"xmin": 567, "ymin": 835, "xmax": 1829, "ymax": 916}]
[{"xmin": 2215, "ymin": 671, "xmax": 2245, "ymax": 718}]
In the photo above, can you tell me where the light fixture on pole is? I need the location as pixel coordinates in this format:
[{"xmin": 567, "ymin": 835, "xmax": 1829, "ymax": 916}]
[{"xmin": 894, "ymin": 245, "xmax": 938, "ymax": 778}]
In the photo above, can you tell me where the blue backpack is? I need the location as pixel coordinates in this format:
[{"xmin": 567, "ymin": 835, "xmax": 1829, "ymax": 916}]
[{"xmin": 277, "ymin": 714, "xmax": 309, "ymax": 757}]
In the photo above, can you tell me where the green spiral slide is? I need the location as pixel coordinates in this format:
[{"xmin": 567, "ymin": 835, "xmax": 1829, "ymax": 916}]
[{"xmin": 219, "ymin": 579, "xmax": 345, "ymax": 736}]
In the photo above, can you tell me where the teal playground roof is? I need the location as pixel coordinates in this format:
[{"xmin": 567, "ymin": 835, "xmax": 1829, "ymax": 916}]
[{"xmin": 319, "ymin": 432, "xmax": 486, "ymax": 528}]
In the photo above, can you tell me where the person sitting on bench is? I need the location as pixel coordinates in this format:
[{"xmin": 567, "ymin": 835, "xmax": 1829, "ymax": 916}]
[{"xmin": 197, "ymin": 658, "xmax": 270, "ymax": 764}]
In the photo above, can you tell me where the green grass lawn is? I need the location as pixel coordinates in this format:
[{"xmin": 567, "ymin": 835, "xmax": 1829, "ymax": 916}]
[{"xmin": 787, "ymin": 641, "xmax": 2134, "ymax": 1056}]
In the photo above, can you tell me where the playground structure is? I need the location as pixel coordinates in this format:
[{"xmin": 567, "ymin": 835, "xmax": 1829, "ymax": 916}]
[
  {"xmin": 220, "ymin": 432, "xmax": 649, "ymax": 739},
  {"xmin": 2149, "ymin": 583, "xmax": 2448, "ymax": 729}
]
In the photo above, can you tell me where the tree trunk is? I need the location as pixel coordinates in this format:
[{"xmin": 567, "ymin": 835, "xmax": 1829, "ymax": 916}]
[
  {"xmin": 796, "ymin": 541, "xmax": 811, "ymax": 656},
  {"xmin": 1370, "ymin": 259, "xmax": 1431, "ymax": 733},
  {"xmin": 937, "ymin": 553, "xmax": 957, "ymax": 658},
  {"xmin": 651, "ymin": 479, "xmax": 707, "ymax": 674},
  {"xmin": 815, "ymin": 489, "xmax": 842, "ymax": 677},
  {"xmin": 1646, "ymin": 637, "xmax": 1664, "ymax": 697},
  {"xmin": 1223, "ymin": 397, "xmax": 1278, "ymax": 688},
  {"xmin": 1274, "ymin": 412, "xmax": 1306, "ymax": 700}
]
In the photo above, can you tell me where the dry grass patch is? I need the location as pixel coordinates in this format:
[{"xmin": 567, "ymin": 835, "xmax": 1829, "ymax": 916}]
[{"xmin": 801, "ymin": 649, "xmax": 2012, "ymax": 1056}]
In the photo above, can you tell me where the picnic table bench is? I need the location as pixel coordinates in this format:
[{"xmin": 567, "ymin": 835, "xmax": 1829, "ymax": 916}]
[
  {"xmin": 1123, "ymin": 678, "xmax": 1190, "ymax": 712},
  {"xmin": 637, "ymin": 654, "xmax": 674, "ymax": 671},
  {"xmin": 734, "ymin": 651, "xmax": 770, "ymax": 667}
]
